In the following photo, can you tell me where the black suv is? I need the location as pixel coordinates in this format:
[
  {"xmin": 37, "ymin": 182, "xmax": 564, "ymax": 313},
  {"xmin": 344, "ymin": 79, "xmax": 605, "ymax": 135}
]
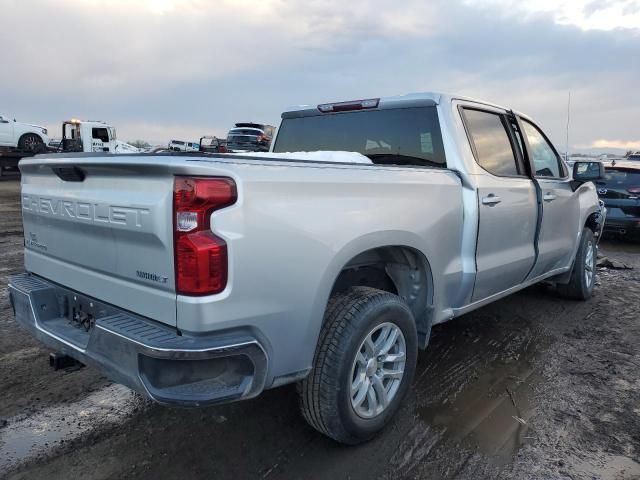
[
  {"xmin": 226, "ymin": 123, "xmax": 275, "ymax": 153},
  {"xmin": 596, "ymin": 161, "xmax": 640, "ymax": 239}
]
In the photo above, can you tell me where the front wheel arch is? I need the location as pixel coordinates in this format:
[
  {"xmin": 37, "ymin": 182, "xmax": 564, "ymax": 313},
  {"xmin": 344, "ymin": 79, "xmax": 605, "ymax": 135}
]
[
  {"xmin": 555, "ymin": 227, "xmax": 596, "ymax": 300},
  {"xmin": 18, "ymin": 133, "xmax": 45, "ymax": 152}
]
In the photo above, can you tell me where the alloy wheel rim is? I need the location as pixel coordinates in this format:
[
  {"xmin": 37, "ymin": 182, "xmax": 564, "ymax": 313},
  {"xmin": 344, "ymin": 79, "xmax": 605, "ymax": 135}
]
[
  {"xmin": 585, "ymin": 241, "xmax": 594, "ymax": 289},
  {"xmin": 350, "ymin": 322, "xmax": 406, "ymax": 419},
  {"xmin": 23, "ymin": 136, "xmax": 37, "ymax": 151}
]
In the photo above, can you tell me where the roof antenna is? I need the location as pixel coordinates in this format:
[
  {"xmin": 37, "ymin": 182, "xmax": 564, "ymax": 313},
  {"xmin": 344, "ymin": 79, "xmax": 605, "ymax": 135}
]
[{"xmin": 565, "ymin": 90, "xmax": 571, "ymax": 160}]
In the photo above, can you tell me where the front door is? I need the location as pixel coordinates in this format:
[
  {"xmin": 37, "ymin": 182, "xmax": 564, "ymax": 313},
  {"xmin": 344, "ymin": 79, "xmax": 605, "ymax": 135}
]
[
  {"xmin": 519, "ymin": 119, "xmax": 580, "ymax": 277},
  {"xmin": 461, "ymin": 107, "xmax": 538, "ymax": 301}
]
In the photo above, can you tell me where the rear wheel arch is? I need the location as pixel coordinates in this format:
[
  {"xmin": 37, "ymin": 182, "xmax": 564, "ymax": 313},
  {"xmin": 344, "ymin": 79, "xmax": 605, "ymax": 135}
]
[{"xmin": 329, "ymin": 245, "xmax": 434, "ymax": 349}]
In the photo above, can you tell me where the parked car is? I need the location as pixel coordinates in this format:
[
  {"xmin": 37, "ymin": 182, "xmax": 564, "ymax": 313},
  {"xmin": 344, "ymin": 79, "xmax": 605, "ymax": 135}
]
[
  {"xmin": 168, "ymin": 139, "xmax": 199, "ymax": 152},
  {"xmin": 199, "ymin": 136, "xmax": 226, "ymax": 153},
  {"xmin": 596, "ymin": 160, "xmax": 640, "ymax": 239},
  {"xmin": 9, "ymin": 92, "xmax": 604, "ymax": 445},
  {"xmin": 0, "ymin": 113, "xmax": 50, "ymax": 153},
  {"xmin": 226, "ymin": 122, "xmax": 275, "ymax": 152}
]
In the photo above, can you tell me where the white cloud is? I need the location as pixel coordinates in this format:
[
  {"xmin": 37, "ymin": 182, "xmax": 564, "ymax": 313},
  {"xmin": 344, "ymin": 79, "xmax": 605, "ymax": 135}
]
[
  {"xmin": 465, "ymin": 0, "xmax": 640, "ymax": 30},
  {"xmin": 0, "ymin": 0, "xmax": 638, "ymax": 148},
  {"xmin": 588, "ymin": 139, "xmax": 640, "ymax": 149}
]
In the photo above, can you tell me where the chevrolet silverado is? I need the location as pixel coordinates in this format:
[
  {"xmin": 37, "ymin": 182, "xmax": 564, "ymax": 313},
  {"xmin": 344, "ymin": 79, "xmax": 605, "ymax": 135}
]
[{"xmin": 8, "ymin": 92, "xmax": 605, "ymax": 444}]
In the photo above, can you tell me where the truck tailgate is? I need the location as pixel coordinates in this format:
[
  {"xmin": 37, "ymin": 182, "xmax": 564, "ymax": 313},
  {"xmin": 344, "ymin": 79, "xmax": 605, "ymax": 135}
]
[{"xmin": 20, "ymin": 159, "xmax": 177, "ymax": 326}]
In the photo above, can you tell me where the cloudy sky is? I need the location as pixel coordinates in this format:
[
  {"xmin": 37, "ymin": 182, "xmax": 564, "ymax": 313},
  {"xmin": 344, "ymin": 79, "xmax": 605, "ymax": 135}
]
[{"xmin": 1, "ymin": 0, "xmax": 639, "ymax": 151}]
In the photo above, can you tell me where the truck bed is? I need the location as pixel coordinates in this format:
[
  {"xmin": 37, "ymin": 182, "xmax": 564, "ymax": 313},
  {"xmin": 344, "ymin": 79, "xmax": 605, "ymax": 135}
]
[{"xmin": 18, "ymin": 152, "xmax": 464, "ymax": 384}]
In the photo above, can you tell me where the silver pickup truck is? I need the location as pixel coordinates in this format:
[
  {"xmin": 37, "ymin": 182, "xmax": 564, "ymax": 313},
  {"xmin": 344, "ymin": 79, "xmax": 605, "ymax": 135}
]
[{"xmin": 8, "ymin": 92, "xmax": 605, "ymax": 444}]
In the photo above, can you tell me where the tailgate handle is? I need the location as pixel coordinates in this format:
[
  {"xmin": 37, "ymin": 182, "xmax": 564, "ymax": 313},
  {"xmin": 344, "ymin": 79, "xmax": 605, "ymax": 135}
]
[{"xmin": 52, "ymin": 166, "xmax": 85, "ymax": 182}]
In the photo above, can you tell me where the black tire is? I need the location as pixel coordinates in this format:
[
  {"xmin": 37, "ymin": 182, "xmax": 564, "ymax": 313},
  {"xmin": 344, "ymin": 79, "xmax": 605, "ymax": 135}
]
[
  {"xmin": 556, "ymin": 228, "xmax": 596, "ymax": 300},
  {"xmin": 18, "ymin": 133, "xmax": 44, "ymax": 153},
  {"xmin": 298, "ymin": 286, "xmax": 418, "ymax": 444}
]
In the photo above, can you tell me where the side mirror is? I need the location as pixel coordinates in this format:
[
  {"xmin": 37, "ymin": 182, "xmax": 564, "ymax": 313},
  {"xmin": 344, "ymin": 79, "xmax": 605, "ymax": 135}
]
[{"xmin": 571, "ymin": 161, "xmax": 605, "ymax": 190}]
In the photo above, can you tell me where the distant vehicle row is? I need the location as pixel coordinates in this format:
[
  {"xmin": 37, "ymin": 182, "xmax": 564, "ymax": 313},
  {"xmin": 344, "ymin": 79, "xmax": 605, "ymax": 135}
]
[{"xmin": 170, "ymin": 122, "xmax": 276, "ymax": 154}]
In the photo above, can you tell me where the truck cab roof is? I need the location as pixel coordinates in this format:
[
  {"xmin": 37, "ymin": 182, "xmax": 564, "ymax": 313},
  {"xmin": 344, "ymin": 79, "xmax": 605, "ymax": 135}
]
[{"xmin": 282, "ymin": 91, "xmax": 528, "ymax": 120}]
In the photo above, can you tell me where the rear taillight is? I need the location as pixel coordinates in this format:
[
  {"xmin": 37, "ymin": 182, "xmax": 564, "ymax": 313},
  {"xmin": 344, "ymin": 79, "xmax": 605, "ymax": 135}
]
[
  {"xmin": 173, "ymin": 177, "xmax": 237, "ymax": 295},
  {"xmin": 627, "ymin": 186, "xmax": 640, "ymax": 194}
]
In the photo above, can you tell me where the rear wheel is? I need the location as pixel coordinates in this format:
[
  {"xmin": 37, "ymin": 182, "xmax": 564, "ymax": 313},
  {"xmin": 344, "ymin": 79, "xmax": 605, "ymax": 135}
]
[
  {"xmin": 556, "ymin": 228, "xmax": 596, "ymax": 300},
  {"xmin": 18, "ymin": 133, "xmax": 44, "ymax": 153},
  {"xmin": 298, "ymin": 287, "xmax": 418, "ymax": 444}
]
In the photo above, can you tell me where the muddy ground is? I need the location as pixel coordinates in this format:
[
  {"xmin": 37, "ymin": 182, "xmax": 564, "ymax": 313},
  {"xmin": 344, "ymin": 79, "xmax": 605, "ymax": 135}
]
[{"xmin": 1, "ymin": 174, "xmax": 639, "ymax": 480}]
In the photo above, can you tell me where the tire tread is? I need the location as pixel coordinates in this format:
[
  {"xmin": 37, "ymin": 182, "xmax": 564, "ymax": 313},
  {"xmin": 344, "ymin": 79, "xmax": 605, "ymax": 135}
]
[{"xmin": 298, "ymin": 287, "xmax": 413, "ymax": 443}]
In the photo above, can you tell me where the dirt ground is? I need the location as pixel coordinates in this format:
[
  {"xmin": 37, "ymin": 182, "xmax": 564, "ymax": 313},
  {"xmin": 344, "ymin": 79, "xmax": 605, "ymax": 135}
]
[{"xmin": 1, "ymin": 174, "xmax": 639, "ymax": 480}]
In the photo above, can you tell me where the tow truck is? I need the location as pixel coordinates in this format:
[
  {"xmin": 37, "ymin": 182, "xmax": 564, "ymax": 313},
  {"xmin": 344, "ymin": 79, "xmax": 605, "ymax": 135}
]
[{"xmin": 61, "ymin": 119, "xmax": 139, "ymax": 154}]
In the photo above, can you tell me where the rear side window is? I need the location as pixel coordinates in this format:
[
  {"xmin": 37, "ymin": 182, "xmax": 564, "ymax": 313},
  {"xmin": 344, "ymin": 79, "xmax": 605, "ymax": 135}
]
[
  {"xmin": 462, "ymin": 109, "xmax": 520, "ymax": 176},
  {"xmin": 273, "ymin": 107, "xmax": 446, "ymax": 167},
  {"xmin": 521, "ymin": 120, "xmax": 564, "ymax": 178}
]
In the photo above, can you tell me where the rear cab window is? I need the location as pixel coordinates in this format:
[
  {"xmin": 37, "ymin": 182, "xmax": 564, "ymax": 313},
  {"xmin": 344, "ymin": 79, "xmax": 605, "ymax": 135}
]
[
  {"xmin": 229, "ymin": 129, "xmax": 262, "ymax": 136},
  {"xmin": 273, "ymin": 106, "xmax": 446, "ymax": 168}
]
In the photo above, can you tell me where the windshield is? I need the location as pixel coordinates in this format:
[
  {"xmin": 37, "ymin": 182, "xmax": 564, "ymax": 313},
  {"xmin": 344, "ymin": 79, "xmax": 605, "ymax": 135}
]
[
  {"xmin": 273, "ymin": 106, "xmax": 446, "ymax": 167},
  {"xmin": 598, "ymin": 168, "xmax": 640, "ymax": 190}
]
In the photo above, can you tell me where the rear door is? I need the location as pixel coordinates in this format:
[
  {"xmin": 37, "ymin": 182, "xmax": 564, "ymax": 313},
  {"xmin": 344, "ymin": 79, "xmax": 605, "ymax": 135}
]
[
  {"xmin": 20, "ymin": 159, "xmax": 177, "ymax": 326},
  {"xmin": 518, "ymin": 119, "xmax": 579, "ymax": 277},
  {"xmin": 461, "ymin": 107, "xmax": 538, "ymax": 301}
]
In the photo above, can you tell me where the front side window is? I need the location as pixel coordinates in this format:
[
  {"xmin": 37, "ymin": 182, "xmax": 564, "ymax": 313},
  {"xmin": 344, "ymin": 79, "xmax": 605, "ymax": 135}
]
[
  {"xmin": 462, "ymin": 108, "xmax": 520, "ymax": 177},
  {"xmin": 92, "ymin": 128, "xmax": 109, "ymax": 143},
  {"xmin": 521, "ymin": 120, "xmax": 563, "ymax": 178}
]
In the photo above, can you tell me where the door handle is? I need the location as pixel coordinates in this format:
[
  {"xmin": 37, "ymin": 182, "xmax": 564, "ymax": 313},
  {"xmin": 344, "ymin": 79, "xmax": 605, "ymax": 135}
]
[
  {"xmin": 543, "ymin": 193, "xmax": 557, "ymax": 202},
  {"xmin": 482, "ymin": 194, "xmax": 502, "ymax": 206}
]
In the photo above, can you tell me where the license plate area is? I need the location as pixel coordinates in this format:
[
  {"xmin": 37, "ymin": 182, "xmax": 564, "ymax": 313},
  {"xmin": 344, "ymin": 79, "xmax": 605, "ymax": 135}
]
[
  {"xmin": 63, "ymin": 293, "xmax": 103, "ymax": 333},
  {"xmin": 32, "ymin": 284, "xmax": 120, "ymax": 349}
]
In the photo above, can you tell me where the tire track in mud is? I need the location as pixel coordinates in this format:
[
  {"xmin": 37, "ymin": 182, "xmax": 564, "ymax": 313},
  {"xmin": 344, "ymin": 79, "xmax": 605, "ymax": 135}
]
[
  {"xmin": 396, "ymin": 319, "xmax": 544, "ymax": 476},
  {"xmin": 0, "ymin": 384, "xmax": 145, "ymax": 472}
]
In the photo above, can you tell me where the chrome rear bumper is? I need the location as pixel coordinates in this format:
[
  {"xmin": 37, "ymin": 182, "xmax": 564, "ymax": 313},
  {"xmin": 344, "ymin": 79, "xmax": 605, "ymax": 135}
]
[{"xmin": 8, "ymin": 273, "xmax": 268, "ymax": 406}]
